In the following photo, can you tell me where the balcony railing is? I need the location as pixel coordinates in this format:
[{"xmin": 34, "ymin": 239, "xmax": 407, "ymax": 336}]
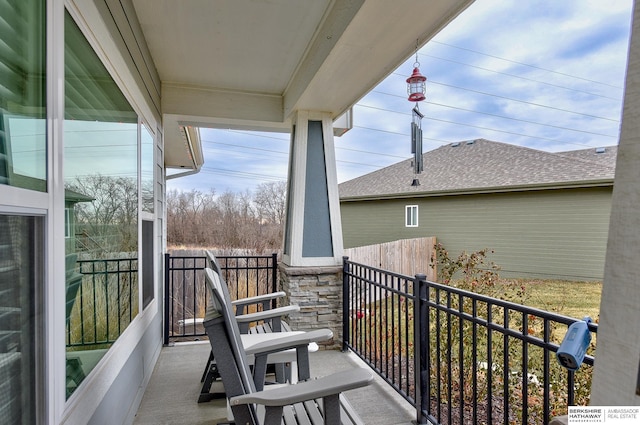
[
  {"xmin": 66, "ymin": 254, "xmax": 279, "ymax": 347},
  {"xmin": 342, "ymin": 257, "xmax": 597, "ymax": 425},
  {"xmin": 163, "ymin": 253, "xmax": 278, "ymax": 344},
  {"xmin": 153, "ymin": 253, "xmax": 597, "ymax": 423},
  {"xmin": 67, "ymin": 257, "xmax": 138, "ymax": 347}
]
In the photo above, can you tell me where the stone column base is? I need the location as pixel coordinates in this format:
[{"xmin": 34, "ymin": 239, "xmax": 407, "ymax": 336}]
[{"xmin": 278, "ymin": 263, "xmax": 343, "ymax": 349}]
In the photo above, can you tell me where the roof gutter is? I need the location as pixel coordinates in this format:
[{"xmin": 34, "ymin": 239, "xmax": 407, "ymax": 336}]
[
  {"xmin": 166, "ymin": 168, "xmax": 202, "ymax": 180},
  {"xmin": 166, "ymin": 125, "xmax": 204, "ymax": 180},
  {"xmin": 184, "ymin": 125, "xmax": 204, "ymax": 170},
  {"xmin": 340, "ymin": 178, "xmax": 615, "ymax": 202}
]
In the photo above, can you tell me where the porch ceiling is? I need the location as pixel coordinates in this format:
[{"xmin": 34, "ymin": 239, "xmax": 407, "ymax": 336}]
[{"xmin": 130, "ymin": 0, "xmax": 473, "ymax": 167}]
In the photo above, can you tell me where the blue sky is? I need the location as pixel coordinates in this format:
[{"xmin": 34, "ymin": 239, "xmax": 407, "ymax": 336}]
[{"xmin": 168, "ymin": 0, "xmax": 633, "ymax": 194}]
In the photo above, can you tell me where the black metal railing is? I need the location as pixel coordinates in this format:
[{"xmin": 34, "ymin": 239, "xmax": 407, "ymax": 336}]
[
  {"xmin": 342, "ymin": 258, "xmax": 417, "ymax": 401},
  {"xmin": 67, "ymin": 257, "xmax": 138, "ymax": 347},
  {"xmin": 342, "ymin": 257, "xmax": 597, "ymax": 425},
  {"xmin": 163, "ymin": 253, "xmax": 278, "ymax": 344}
]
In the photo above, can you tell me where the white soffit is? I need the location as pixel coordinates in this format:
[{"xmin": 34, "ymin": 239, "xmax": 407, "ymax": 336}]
[{"xmin": 130, "ymin": 0, "xmax": 474, "ymax": 168}]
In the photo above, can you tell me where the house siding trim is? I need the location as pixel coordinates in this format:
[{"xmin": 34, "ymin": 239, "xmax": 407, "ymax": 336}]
[{"xmin": 341, "ymin": 179, "xmax": 614, "ymax": 202}]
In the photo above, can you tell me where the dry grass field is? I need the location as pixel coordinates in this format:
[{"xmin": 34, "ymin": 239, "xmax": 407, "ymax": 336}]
[{"xmin": 501, "ymin": 278, "xmax": 602, "ymax": 322}]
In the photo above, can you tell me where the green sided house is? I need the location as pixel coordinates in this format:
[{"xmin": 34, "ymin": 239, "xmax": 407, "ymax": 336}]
[{"xmin": 339, "ymin": 139, "xmax": 617, "ymax": 281}]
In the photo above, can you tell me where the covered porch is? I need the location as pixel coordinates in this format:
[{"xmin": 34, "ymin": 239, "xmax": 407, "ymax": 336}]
[
  {"xmin": 147, "ymin": 252, "xmax": 597, "ymax": 424},
  {"xmin": 4, "ymin": 0, "xmax": 640, "ymax": 423},
  {"xmin": 133, "ymin": 343, "xmax": 415, "ymax": 425},
  {"xmin": 50, "ymin": 1, "xmax": 478, "ymax": 422}
]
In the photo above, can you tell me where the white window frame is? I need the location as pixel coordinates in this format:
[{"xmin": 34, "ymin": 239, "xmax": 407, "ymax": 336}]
[{"xmin": 405, "ymin": 205, "xmax": 418, "ymax": 227}]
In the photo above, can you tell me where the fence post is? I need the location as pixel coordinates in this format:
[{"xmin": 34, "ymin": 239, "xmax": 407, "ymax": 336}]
[
  {"xmin": 414, "ymin": 274, "xmax": 428, "ymax": 424},
  {"xmin": 342, "ymin": 256, "xmax": 350, "ymax": 352},
  {"xmin": 163, "ymin": 253, "xmax": 171, "ymax": 346}
]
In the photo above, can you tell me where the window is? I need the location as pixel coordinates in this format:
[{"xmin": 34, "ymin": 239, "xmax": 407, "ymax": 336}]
[
  {"xmin": 0, "ymin": 214, "xmax": 44, "ymax": 424},
  {"xmin": 141, "ymin": 126, "xmax": 154, "ymax": 213},
  {"xmin": 0, "ymin": 0, "xmax": 47, "ymax": 191},
  {"xmin": 64, "ymin": 10, "xmax": 139, "ymax": 397},
  {"xmin": 141, "ymin": 127, "xmax": 155, "ymax": 308},
  {"xmin": 141, "ymin": 220, "xmax": 154, "ymax": 309},
  {"xmin": 405, "ymin": 205, "xmax": 418, "ymax": 227},
  {"xmin": 65, "ymin": 208, "xmax": 71, "ymax": 238}
]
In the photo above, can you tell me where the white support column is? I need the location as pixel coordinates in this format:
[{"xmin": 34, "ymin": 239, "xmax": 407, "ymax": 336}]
[
  {"xmin": 282, "ymin": 110, "xmax": 344, "ymax": 267},
  {"xmin": 591, "ymin": 0, "xmax": 640, "ymax": 405}
]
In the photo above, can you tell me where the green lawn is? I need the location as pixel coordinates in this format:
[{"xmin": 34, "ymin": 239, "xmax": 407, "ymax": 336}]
[{"xmin": 501, "ymin": 278, "xmax": 602, "ymax": 322}]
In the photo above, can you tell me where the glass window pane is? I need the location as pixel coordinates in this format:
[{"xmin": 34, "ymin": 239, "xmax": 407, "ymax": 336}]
[
  {"xmin": 0, "ymin": 0, "xmax": 47, "ymax": 191},
  {"xmin": 406, "ymin": 205, "xmax": 418, "ymax": 227},
  {"xmin": 64, "ymin": 11, "xmax": 139, "ymax": 398},
  {"xmin": 141, "ymin": 126, "xmax": 154, "ymax": 213},
  {"xmin": 0, "ymin": 214, "xmax": 44, "ymax": 424},
  {"xmin": 142, "ymin": 220, "xmax": 154, "ymax": 309}
]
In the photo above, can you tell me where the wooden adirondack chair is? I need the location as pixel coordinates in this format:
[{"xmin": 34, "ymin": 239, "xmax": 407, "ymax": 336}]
[
  {"xmin": 203, "ymin": 267, "xmax": 372, "ymax": 425},
  {"xmin": 199, "ymin": 259, "xmax": 304, "ymax": 402}
]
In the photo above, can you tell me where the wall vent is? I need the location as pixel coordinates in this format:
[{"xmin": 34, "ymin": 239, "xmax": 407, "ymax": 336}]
[
  {"xmin": 451, "ymin": 142, "xmax": 460, "ymax": 147},
  {"xmin": 595, "ymin": 147, "xmax": 606, "ymax": 154}
]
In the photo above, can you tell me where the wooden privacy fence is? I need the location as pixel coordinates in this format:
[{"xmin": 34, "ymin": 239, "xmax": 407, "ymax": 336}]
[{"xmin": 344, "ymin": 237, "xmax": 437, "ymax": 281}]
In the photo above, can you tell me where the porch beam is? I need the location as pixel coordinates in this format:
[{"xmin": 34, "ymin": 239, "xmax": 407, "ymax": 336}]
[{"xmin": 162, "ymin": 83, "xmax": 285, "ymax": 127}]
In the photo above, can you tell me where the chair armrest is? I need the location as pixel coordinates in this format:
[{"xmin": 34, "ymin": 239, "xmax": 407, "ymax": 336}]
[
  {"xmin": 244, "ymin": 329, "xmax": 333, "ymax": 356},
  {"xmin": 246, "ymin": 329, "xmax": 333, "ymax": 389},
  {"xmin": 232, "ymin": 292, "xmax": 286, "ymax": 308},
  {"xmin": 229, "ymin": 368, "xmax": 373, "ymax": 407},
  {"xmin": 232, "ymin": 292, "xmax": 287, "ymax": 315},
  {"xmin": 235, "ymin": 305, "xmax": 299, "ymax": 324}
]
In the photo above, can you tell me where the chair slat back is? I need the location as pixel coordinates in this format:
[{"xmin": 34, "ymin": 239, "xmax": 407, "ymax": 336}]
[
  {"xmin": 205, "ymin": 267, "xmax": 256, "ymax": 390},
  {"xmin": 205, "ymin": 250, "xmax": 222, "ymax": 274}
]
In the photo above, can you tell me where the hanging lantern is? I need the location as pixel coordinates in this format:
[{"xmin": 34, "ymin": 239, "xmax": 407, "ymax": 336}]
[
  {"xmin": 406, "ymin": 66, "xmax": 426, "ymax": 102},
  {"xmin": 406, "ymin": 41, "xmax": 426, "ymax": 186}
]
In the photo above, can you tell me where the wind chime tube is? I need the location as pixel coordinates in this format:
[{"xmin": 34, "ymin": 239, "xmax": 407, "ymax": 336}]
[
  {"xmin": 414, "ymin": 130, "xmax": 423, "ymax": 174},
  {"xmin": 411, "ymin": 122, "xmax": 417, "ymax": 154},
  {"xmin": 411, "ymin": 107, "xmax": 423, "ymax": 174},
  {"xmin": 411, "ymin": 105, "xmax": 423, "ymax": 154}
]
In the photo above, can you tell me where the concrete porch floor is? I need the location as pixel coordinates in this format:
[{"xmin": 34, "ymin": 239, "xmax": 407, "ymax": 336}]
[{"xmin": 133, "ymin": 341, "xmax": 416, "ymax": 425}]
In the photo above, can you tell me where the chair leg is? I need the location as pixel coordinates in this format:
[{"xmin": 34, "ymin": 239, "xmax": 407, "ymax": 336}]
[
  {"xmin": 263, "ymin": 406, "xmax": 284, "ymax": 425},
  {"xmin": 322, "ymin": 394, "xmax": 341, "ymax": 425},
  {"xmin": 274, "ymin": 363, "xmax": 287, "ymax": 383},
  {"xmin": 198, "ymin": 357, "xmax": 224, "ymax": 403},
  {"xmin": 198, "ymin": 377, "xmax": 225, "ymax": 402},
  {"xmin": 201, "ymin": 351, "xmax": 214, "ymax": 382}
]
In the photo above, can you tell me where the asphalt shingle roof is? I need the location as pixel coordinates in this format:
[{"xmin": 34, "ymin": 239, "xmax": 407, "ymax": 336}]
[{"xmin": 339, "ymin": 139, "xmax": 617, "ymax": 199}]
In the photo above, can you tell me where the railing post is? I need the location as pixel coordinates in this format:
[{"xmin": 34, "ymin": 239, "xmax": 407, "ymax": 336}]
[
  {"xmin": 163, "ymin": 253, "xmax": 171, "ymax": 346},
  {"xmin": 271, "ymin": 252, "xmax": 278, "ymax": 309},
  {"xmin": 342, "ymin": 256, "xmax": 350, "ymax": 352},
  {"xmin": 414, "ymin": 274, "xmax": 428, "ymax": 424}
]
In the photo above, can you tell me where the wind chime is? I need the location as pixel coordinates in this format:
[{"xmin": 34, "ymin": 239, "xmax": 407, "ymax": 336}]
[{"xmin": 406, "ymin": 42, "xmax": 426, "ymax": 186}]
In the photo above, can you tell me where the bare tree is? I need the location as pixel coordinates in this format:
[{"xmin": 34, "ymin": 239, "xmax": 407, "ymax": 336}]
[
  {"xmin": 254, "ymin": 181, "xmax": 287, "ymax": 225},
  {"xmin": 166, "ymin": 188, "xmax": 216, "ymax": 246},
  {"xmin": 166, "ymin": 181, "xmax": 287, "ymax": 251},
  {"xmin": 66, "ymin": 174, "xmax": 138, "ymax": 255}
]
